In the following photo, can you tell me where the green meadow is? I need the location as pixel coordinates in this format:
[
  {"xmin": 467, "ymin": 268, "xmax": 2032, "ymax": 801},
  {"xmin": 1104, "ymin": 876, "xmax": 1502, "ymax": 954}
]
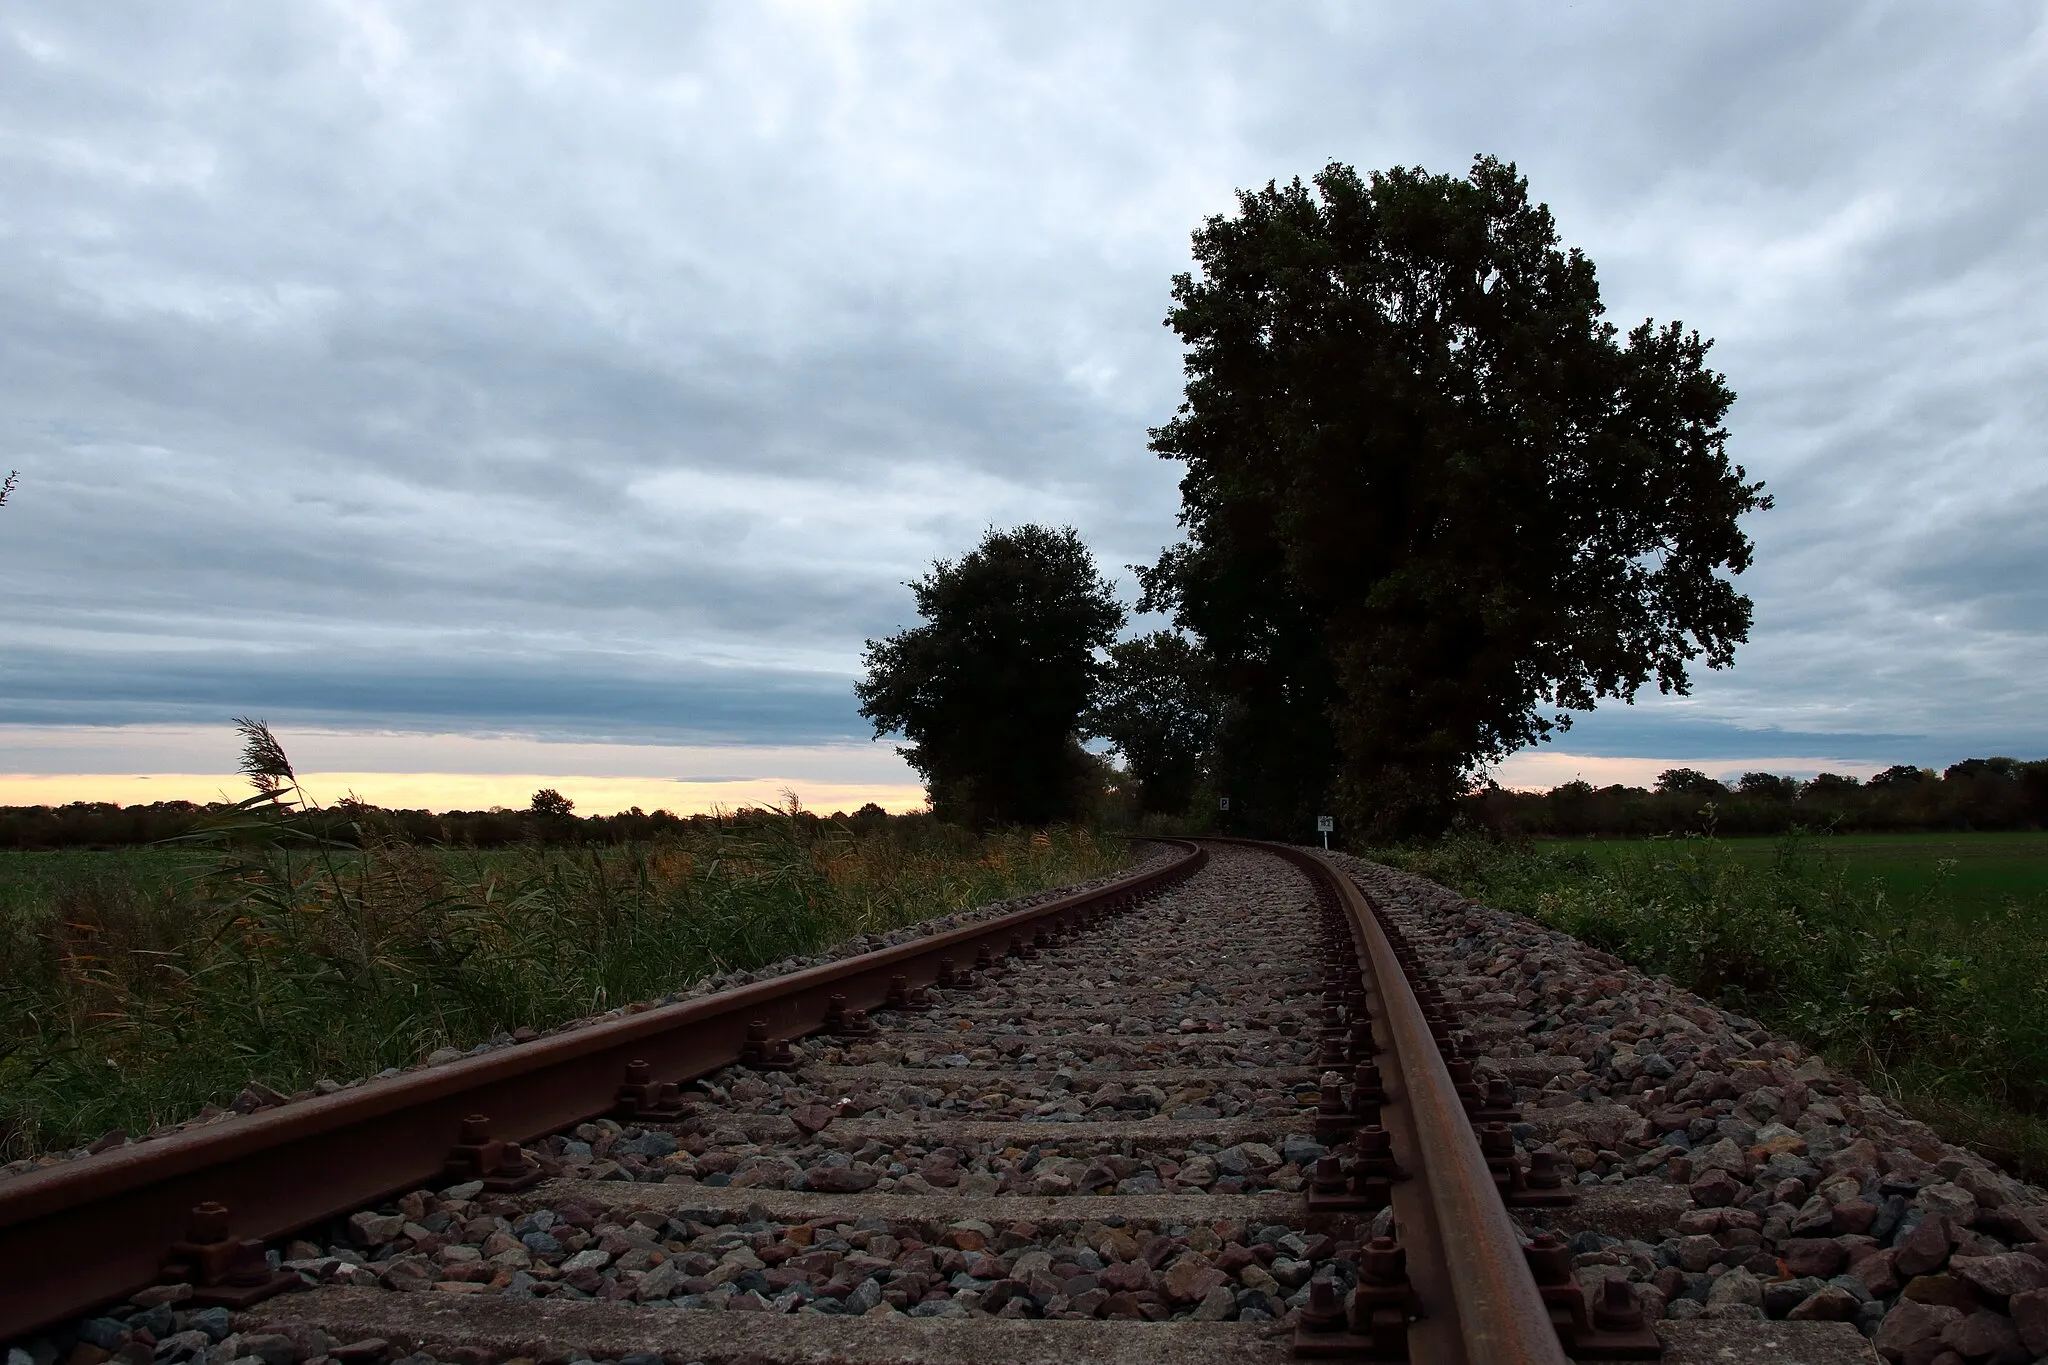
[
  {"xmin": 1535, "ymin": 830, "xmax": 2048, "ymax": 923},
  {"xmin": 1376, "ymin": 828, "xmax": 2048, "ymax": 1180}
]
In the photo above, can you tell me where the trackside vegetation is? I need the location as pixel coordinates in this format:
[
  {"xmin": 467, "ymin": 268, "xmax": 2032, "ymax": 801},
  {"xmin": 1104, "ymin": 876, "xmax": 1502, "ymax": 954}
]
[
  {"xmin": 1375, "ymin": 831, "xmax": 2048, "ymax": 1180},
  {"xmin": 0, "ymin": 805, "xmax": 1127, "ymax": 1165}
]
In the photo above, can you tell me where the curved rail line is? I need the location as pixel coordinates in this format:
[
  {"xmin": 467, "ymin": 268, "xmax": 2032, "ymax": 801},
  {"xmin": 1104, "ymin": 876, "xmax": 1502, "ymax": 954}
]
[{"xmin": 2, "ymin": 837, "xmax": 1668, "ymax": 1363}]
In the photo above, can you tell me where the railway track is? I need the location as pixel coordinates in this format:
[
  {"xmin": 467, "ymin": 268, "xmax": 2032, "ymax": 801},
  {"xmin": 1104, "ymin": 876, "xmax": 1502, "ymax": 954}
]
[{"xmin": 0, "ymin": 840, "xmax": 1914, "ymax": 1363}]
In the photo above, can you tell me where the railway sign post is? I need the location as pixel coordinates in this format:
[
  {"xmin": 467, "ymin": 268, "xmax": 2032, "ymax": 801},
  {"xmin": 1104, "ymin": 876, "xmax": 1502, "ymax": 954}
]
[
  {"xmin": 1218, "ymin": 796, "xmax": 1230, "ymax": 810},
  {"xmin": 1316, "ymin": 814, "xmax": 1333, "ymax": 848}
]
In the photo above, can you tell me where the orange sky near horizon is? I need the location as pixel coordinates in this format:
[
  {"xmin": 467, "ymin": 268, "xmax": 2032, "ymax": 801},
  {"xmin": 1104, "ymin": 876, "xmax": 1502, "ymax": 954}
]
[{"xmin": 0, "ymin": 771, "xmax": 930, "ymax": 817}]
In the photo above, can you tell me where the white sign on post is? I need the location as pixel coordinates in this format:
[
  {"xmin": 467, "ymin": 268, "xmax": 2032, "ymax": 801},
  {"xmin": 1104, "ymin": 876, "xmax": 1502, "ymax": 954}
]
[
  {"xmin": 1316, "ymin": 814, "xmax": 1334, "ymax": 848},
  {"xmin": 1218, "ymin": 797, "xmax": 1231, "ymax": 811}
]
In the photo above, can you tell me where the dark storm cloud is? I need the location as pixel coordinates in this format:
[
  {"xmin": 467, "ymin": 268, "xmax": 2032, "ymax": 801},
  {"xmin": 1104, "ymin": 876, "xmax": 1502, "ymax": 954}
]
[
  {"xmin": 0, "ymin": 644, "xmax": 859, "ymax": 743},
  {"xmin": 1, "ymin": 2, "xmax": 2043, "ymax": 762}
]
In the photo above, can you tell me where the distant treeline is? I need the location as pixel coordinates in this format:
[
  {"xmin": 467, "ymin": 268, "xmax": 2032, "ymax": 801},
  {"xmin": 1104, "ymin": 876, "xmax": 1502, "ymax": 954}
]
[
  {"xmin": 1473, "ymin": 757, "xmax": 2048, "ymax": 838},
  {"xmin": 0, "ymin": 796, "xmax": 898, "ymax": 851}
]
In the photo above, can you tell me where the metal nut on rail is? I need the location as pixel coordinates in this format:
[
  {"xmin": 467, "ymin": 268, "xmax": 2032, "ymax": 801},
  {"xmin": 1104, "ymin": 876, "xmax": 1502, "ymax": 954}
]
[
  {"xmin": 1299, "ymin": 1276, "xmax": 1346, "ymax": 1333},
  {"xmin": 742, "ymin": 1020, "xmax": 796, "ymax": 1070},
  {"xmin": 1594, "ymin": 1275, "xmax": 1646, "ymax": 1331},
  {"xmin": 159, "ymin": 1202, "xmax": 301, "ymax": 1308},
  {"xmin": 443, "ymin": 1113, "xmax": 543, "ymax": 1192},
  {"xmin": 1346, "ymin": 1236, "xmax": 1415, "ymax": 1358},
  {"xmin": 615, "ymin": 1058, "xmax": 689, "ymax": 1120}
]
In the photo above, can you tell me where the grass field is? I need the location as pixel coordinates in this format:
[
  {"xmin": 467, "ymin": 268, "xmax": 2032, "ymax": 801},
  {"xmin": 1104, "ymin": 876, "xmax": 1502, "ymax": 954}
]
[
  {"xmin": 0, "ymin": 817, "xmax": 1129, "ymax": 1163},
  {"xmin": 1534, "ymin": 830, "xmax": 2048, "ymax": 923},
  {"xmin": 1376, "ymin": 828, "xmax": 2048, "ymax": 1180}
]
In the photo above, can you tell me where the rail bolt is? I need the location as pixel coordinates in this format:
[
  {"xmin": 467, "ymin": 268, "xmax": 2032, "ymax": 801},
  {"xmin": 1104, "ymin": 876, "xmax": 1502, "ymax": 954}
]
[
  {"xmin": 1349, "ymin": 1018, "xmax": 1378, "ymax": 1057},
  {"xmin": 936, "ymin": 956, "xmax": 956, "ymax": 986},
  {"xmin": 1523, "ymin": 1232, "xmax": 1574, "ymax": 1285},
  {"xmin": 1526, "ymin": 1149, "xmax": 1566, "ymax": 1190},
  {"xmin": 186, "ymin": 1201, "xmax": 232, "ymax": 1245},
  {"xmin": 1359, "ymin": 1235, "xmax": 1408, "ymax": 1287},
  {"xmin": 1479, "ymin": 1122, "xmax": 1515, "ymax": 1158},
  {"xmin": 1593, "ymin": 1276, "xmax": 1646, "ymax": 1331},
  {"xmin": 1300, "ymin": 1276, "xmax": 1347, "ymax": 1332},
  {"xmin": 624, "ymin": 1060, "xmax": 652, "ymax": 1085},
  {"xmin": 1311, "ymin": 1154, "xmax": 1348, "ymax": 1194},
  {"xmin": 459, "ymin": 1114, "xmax": 492, "ymax": 1145},
  {"xmin": 161, "ymin": 1201, "xmax": 300, "ymax": 1305}
]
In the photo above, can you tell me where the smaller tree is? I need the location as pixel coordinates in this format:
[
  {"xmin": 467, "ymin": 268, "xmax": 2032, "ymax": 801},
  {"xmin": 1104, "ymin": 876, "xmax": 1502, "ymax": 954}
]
[
  {"xmin": 1656, "ymin": 768, "xmax": 1726, "ymax": 797},
  {"xmin": 1867, "ymin": 765, "xmax": 1930, "ymax": 788},
  {"xmin": 530, "ymin": 788, "xmax": 574, "ymax": 818},
  {"xmin": 1736, "ymin": 772, "xmax": 1799, "ymax": 800},
  {"xmin": 857, "ymin": 526, "xmax": 1124, "ymax": 827},
  {"xmin": 1088, "ymin": 631, "xmax": 1216, "ymax": 815}
]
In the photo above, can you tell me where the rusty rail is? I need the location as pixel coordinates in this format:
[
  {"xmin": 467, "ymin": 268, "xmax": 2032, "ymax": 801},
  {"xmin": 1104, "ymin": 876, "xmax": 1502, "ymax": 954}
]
[
  {"xmin": 1237, "ymin": 840, "xmax": 1574, "ymax": 1365},
  {"xmin": 0, "ymin": 840, "xmax": 1205, "ymax": 1341}
]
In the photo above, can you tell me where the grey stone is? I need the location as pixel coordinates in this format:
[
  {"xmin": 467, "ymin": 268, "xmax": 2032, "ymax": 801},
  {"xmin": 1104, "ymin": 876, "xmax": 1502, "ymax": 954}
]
[
  {"xmin": 634, "ymin": 1261, "xmax": 682, "ymax": 1301},
  {"xmin": 151, "ymin": 1331, "xmax": 209, "ymax": 1361},
  {"xmin": 187, "ymin": 1309, "xmax": 232, "ymax": 1342},
  {"xmin": 345, "ymin": 1210, "xmax": 404, "ymax": 1246},
  {"xmin": 1919, "ymin": 1182, "xmax": 1979, "ymax": 1226},
  {"xmin": 1280, "ymin": 1135, "xmax": 1324, "ymax": 1166},
  {"xmin": 76, "ymin": 1321, "xmax": 127, "ymax": 1351},
  {"xmin": 233, "ymin": 1336, "xmax": 294, "ymax": 1365},
  {"xmin": 1706, "ymin": 1266, "xmax": 1763, "ymax": 1308},
  {"xmin": 1941, "ymin": 1308, "xmax": 2020, "ymax": 1360},
  {"xmin": 1787, "ymin": 1286, "xmax": 1861, "ymax": 1322},
  {"xmin": 615, "ymin": 1131, "xmax": 679, "ymax": 1158},
  {"xmin": 1873, "ymin": 1301, "xmax": 1964, "ymax": 1358},
  {"xmin": 1952, "ymin": 1253, "xmax": 2048, "ymax": 1302}
]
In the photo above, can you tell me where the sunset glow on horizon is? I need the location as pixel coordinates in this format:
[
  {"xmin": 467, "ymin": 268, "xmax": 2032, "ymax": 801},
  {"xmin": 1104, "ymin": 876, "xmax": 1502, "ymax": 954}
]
[{"xmin": 0, "ymin": 771, "xmax": 929, "ymax": 818}]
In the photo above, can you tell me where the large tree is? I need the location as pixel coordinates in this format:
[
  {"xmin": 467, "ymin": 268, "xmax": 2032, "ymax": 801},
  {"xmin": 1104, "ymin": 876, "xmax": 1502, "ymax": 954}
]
[
  {"xmin": 857, "ymin": 525, "xmax": 1123, "ymax": 826},
  {"xmin": 1143, "ymin": 157, "xmax": 1769, "ymax": 838},
  {"xmin": 1087, "ymin": 630, "xmax": 1216, "ymax": 815}
]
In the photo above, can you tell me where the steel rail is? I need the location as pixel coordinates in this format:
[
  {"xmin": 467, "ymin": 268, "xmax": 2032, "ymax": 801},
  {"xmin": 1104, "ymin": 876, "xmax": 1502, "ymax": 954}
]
[
  {"xmin": 0, "ymin": 839, "xmax": 1205, "ymax": 1341},
  {"xmin": 1248, "ymin": 841, "xmax": 1568, "ymax": 1365}
]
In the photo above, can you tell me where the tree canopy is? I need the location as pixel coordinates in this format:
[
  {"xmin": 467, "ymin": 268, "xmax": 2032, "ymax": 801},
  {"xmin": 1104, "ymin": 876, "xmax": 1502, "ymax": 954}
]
[
  {"xmin": 1088, "ymin": 630, "xmax": 1216, "ymax": 814},
  {"xmin": 1142, "ymin": 156, "xmax": 1769, "ymax": 838},
  {"xmin": 857, "ymin": 525, "xmax": 1123, "ymax": 826}
]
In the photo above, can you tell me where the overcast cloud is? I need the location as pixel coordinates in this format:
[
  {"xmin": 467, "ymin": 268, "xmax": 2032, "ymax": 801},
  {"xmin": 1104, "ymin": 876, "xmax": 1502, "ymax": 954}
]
[{"xmin": 3, "ymin": 2, "xmax": 2045, "ymax": 789}]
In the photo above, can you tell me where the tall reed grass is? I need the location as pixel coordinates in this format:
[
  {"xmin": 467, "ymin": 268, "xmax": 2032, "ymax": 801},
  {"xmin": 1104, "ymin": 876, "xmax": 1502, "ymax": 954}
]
[
  {"xmin": 0, "ymin": 802, "xmax": 1125, "ymax": 1163},
  {"xmin": 1375, "ymin": 830, "xmax": 2048, "ymax": 1178}
]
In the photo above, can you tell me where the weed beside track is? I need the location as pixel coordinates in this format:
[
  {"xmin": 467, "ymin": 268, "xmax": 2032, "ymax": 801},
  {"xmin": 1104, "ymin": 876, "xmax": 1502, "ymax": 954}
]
[{"xmin": 0, "ymin": 816, "xmax": 1127, "ymax": 1164}]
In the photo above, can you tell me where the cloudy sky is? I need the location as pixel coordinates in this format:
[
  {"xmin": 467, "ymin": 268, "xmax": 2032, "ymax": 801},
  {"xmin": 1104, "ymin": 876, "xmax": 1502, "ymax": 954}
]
[{"xmin": 3, "ymin": 2, "xmax": 2045, "ymax": 812}]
